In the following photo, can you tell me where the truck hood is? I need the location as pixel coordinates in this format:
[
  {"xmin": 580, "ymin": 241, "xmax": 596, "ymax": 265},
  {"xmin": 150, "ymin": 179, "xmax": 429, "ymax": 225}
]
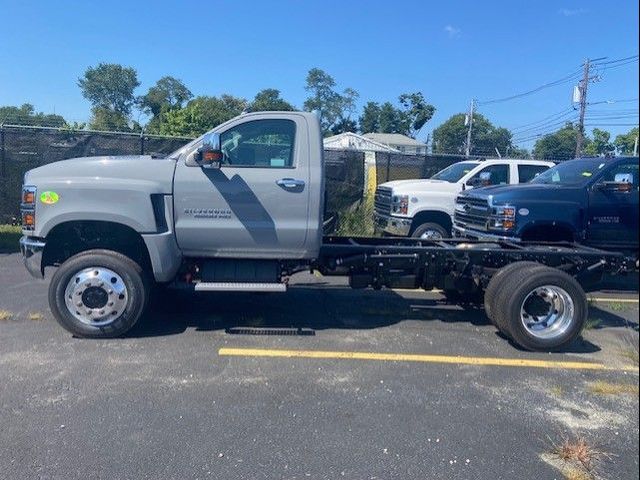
[
  {"xmin": 463, "ymin": 183, "xmax": 584, "ymax": 204},
  {"xmin": 25, "ymin": 155, "xmax": 176, "ymax": 193},
  {"xmin": 379, "ymin": 179, "xmax": 460, "ymax": 194}
]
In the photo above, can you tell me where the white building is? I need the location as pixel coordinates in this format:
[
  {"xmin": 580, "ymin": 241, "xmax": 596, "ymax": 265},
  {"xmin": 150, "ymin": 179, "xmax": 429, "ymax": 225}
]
[
  {"xmin": 362, "ymin": 133, "xmax": 427, "ymax": 155},
  {"xmin": 323, "ymin": 132, "xmax": 400, "ymax": 152}
]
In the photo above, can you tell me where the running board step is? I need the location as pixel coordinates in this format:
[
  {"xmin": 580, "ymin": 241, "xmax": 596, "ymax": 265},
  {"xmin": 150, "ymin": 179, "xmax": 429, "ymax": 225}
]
[{"xmin": 194, "ymin": 282, "xmax": 287, "ymax": 292}]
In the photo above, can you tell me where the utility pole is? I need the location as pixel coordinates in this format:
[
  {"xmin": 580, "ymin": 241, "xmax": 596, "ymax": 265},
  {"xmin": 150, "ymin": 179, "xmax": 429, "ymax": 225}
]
[
  {"xmin": 575, "ymin": 59, "xmax": 590, "ymax": 158},
  {"xmin": 634, "ymin": 135, "xmax": 639, "ymax": 156},
  {"xmin": 465, "ymin": 99, "xmax": 475, "ymax": 157}
]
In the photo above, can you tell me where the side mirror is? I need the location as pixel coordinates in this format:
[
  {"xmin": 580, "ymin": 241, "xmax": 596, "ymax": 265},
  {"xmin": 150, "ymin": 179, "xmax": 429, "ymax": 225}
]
[
  {"xmin": 467, "ymin": 173, "xmax": 491, "ymax": 187},
  {"xmin": 194, "ymin": 133, "xmax": 222, "ymax": 169},
  {"xmin": 596, "ymin": 181, "xmax": 633, "ymax": 193}
]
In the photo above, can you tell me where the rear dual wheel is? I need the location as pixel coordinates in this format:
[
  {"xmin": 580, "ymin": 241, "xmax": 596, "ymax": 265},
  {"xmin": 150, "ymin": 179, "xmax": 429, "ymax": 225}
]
[{"xmin": 486, "ymin": 263, "xmax": 588, "ymax": 351}]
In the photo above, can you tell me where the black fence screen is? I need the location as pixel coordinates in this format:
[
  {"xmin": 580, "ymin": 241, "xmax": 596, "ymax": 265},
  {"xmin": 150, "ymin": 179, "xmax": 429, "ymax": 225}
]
[
  {"xmin": 0, "ymin": 126, "xmax": 365, "ymax": 223},
  {"xmin": 374, "ymin": 151, "xmax": 484, "ymax": 184}
]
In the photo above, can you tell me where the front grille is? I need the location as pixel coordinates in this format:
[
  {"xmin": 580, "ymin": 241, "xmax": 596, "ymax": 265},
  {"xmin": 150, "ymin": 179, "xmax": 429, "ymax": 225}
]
[
  {"xmin": 374, "ymin": 186, "xmax": 392, "ymax": 216},
  {"xmin": 454, "ymin": 195, "xmax": 490, "ymax": 230}
]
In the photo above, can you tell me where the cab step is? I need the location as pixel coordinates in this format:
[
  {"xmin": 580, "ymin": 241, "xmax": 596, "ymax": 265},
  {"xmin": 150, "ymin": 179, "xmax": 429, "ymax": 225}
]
[{"xmin": 194, "ymin": 282, "xmax": 287, "ymax": 292}]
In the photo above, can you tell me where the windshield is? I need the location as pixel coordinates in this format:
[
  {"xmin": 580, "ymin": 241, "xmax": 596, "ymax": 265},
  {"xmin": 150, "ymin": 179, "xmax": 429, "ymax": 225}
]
[
  {"xmin": 531, "ymin": 158, "xmax": 608, "ymax": 185},
  {"xmin": 431, "ymin": 162, "xmax": 479, "ymax": 182}
]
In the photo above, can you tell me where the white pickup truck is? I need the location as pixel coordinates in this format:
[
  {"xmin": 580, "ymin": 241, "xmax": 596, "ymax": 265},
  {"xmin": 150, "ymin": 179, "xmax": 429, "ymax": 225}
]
[{"xmin": 374, "ymin": 159, "xmax": 555, "ymax": 239}]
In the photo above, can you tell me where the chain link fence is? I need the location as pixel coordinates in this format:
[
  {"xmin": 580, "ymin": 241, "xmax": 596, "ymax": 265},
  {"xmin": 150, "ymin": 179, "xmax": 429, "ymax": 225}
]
[{"xmin": 0, "ymin": 124, "xmax": 483, "ymax": 226}]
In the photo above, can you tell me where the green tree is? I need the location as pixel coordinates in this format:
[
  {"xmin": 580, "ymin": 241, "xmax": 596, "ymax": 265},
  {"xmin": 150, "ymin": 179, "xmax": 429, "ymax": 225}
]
[
  {"xmin": 248, "ymin": 89, "xmax": 295, "ymax": 112},
  {"xmin": 303, "ymin": 68, "xmax": 358, "ymax": 135},
  {"xmin": 378, "ymin": 102, "xmax": 404, "ymax": 134},
  {"xmin": 139, "ymin": 76, "xmax": 192, "ymax": 117},
  {"xmin": 433, "ymin": 113, "xmax": 513, "ymax": 156},
  {"xmin": 89, "ymin": 107, "xmax": 131, "ymax": 131},
  {"xmin": 0, "ymin": 104, "xmax": 66, "ymax": 127},
  {"xmin": 358, "ymin": 93, "xmax": 435, "ymax": 138},
  {"xmin": 78, "ymin": 63, "xmax": 140, "ymax": 130},
  {"xmin": 533, "ymin": 123, "xmax": 586, "ymax": 160},
  {"xmin": 398, "ymin": 92, "xmax": 436, "ymax": 138},
  {"xmin": 583, "ymin": 128, "xmax": 614, "ymax": 157},
  {"xmin": 157, "ymin": 95, "xmax": 247, "ymax": 137},
  {"xmin": 614, "ymin": 127, "xmax": 639, "ymax": 155},
  {"xmin": 359, "ymin": 102, "xmax": 381, "ymax": 133}
]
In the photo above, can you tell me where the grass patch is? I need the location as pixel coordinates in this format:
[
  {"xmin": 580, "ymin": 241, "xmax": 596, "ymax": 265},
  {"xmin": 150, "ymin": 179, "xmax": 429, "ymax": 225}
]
[
  {"xmin": 0, "ymin": 310, "xmax": 13, "ymax": 321},
  {"xmin": 335, "ymin": 196, "xmax": 375, "ymax": 237},
  {"xmin": 588, "ymin": 380, "xmax": 639, "ymax": 396},
  {"xmin": 549, "ymin": 385, "xmax": 564, "ymax": 397},
  {"xmin": 28, "ymin": 312, "xmax": 43, "ymax": 321},
  {"xmin": 606, "ymin": 301, "xmax": 633, "ymax": 312},
  {"xmin": 551, "ymin": 436, "xmax": 609, "ymax": 479},
  {"xmin": 582, "ymin": 317, "xmax": 602, "ymax": 331},
  {"xmin": 0, "ymin": 224, "xmax": 21, "ymax": 253},
  {"xmin": 620, "ymin": 348, "xmax": 639, "ymax": 366}
]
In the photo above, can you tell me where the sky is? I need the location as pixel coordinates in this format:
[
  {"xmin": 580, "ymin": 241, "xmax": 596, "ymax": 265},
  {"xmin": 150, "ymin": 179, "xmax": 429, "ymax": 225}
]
[{"xmin": 0, "ymin": 0, "xmax": 638, "ymax": 150}]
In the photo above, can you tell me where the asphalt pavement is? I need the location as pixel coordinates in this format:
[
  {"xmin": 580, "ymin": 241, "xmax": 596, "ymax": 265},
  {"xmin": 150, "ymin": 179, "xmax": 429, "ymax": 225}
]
[{"xmin": 0, "ymin": 252, "xmax": 638, "ymax": 480}]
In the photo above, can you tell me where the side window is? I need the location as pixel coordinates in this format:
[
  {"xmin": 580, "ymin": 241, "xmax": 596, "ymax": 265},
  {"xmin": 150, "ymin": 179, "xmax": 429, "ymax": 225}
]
[
  {"xmin": 518, "ymin": 164, "xmax": 550, "ymax": 183},
  {"xmin": 469, "ymin": 164, "xmax": 509, "ymax": 186},
  {"xmin": 219, "ymin": 119, "xmax": 296, "ymax": 167},
  {"xmin": 601, "ymin": 162, "xmax": 639, "ymax": 190}
]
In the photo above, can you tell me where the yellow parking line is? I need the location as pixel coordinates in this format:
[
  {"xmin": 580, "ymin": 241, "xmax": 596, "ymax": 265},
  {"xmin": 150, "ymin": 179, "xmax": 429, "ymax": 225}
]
[
  {"xmin": 219, "ymin": 348, "xmax": 638, "ymax": 372},
  {"xmin": 589, "ymin": 297, "xmax": 639, "ymax": 303}
]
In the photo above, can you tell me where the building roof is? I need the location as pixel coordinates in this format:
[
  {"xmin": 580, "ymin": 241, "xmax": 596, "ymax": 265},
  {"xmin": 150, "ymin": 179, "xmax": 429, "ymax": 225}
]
[
  {"xmin": 362, "ymin": 133, "xmax": 426, "ymax": 147},
  {"xmin": 323, "ymin": 132, "xmax": 400, "ymax": 152}
]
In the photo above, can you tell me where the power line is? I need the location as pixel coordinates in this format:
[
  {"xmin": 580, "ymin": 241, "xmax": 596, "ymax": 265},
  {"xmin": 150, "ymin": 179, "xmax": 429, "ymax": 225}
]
[
  {"xmin": 588, "ymin": 98, "xmax": 638, "ymax": 105},
  {"xmin": 592, "ymin": 54, "xmax": 638, "ymax": 66},
  {"xmin": 584, "ymin": 123, "xmax": 638, "ymax": 127},
  {"xmin": 477, "ymin": 68, "xmax": 583, "ymax": 106},
  {"xmin": 510, "ymin": 108, "xmax": 576, "ymax": 132}
]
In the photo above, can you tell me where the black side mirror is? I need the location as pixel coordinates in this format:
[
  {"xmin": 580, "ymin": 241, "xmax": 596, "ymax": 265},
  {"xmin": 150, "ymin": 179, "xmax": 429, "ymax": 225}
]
[{"xmin": 194, "ymin": 133, "xmax": 222, "ymax": 169}]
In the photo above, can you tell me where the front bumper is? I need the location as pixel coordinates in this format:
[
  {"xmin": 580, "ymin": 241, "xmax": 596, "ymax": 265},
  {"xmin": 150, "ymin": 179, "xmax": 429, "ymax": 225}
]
[
  {"xmin": 19, "ymin": 236, "xmax": 46, "ymax": 279},
  {"xmin": 374, "ymin": 212, "xmax": 412, "ymax": 237},
  {"xmin": 452, "ymin": 225, "xmax": 521, "ymax": 243}
]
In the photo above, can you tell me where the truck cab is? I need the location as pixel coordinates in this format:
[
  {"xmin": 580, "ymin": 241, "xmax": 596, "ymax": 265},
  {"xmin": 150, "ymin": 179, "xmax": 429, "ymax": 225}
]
[
  {"xmin": 373, "ymin": 159, "xmax": 554, "ymax": 239},
  {"xmin": 453, "ymin": 157, "xmax": 640, "ymax": 253}
]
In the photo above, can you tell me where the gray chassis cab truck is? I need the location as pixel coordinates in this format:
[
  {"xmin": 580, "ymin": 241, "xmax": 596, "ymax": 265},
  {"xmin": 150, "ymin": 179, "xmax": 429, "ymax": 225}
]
[{"xmin": 19, "ymin": 112, "xmax": 635, "ymax": 351}]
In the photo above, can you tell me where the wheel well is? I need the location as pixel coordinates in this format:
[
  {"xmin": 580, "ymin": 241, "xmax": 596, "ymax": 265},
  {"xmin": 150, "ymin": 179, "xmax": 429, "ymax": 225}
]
[
  {"xmin": 410, "ymin": 211, "xmax": 452, "ymax": 235},
  {"xmin": 521, "ymin": 224, "xmax": 575, "ymax": 242},
  {"xmin": 42, "ymin": 221, "xmax": 152, "ymax": 271}
]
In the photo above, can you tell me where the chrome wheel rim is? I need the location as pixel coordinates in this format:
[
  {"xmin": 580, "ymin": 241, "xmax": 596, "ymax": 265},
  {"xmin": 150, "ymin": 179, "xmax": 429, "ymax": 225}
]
[
  {"xmin": 520, "ymin": 285, "xmax": 574, "ymax": 339},
  {"xmin": 420, "ymin": 229, "xmax": 444, "ymax": 240},
  {"xmin": 64, "ymin": 267, "xmax": 128, "ymax": 327}
]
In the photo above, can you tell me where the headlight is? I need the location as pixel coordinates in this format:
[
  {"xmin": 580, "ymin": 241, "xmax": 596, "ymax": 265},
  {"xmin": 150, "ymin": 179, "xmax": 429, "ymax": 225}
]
[
  {"xmin": 21, "ymin": 186, "xmax": 36, "ymax": 231},
  {"xmin": 489, "ymin": 205, "xmax": 516, "ymax": 231},
  {"xmin": 392, "ymin": 195, "xmax": 409, "ymax": 215}
]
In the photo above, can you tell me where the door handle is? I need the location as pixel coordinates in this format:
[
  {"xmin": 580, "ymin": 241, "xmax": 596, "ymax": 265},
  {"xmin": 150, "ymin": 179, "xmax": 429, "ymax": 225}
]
[{"xmin": 276, "ymin": 178, "xmax": 305, "ymax": 189}]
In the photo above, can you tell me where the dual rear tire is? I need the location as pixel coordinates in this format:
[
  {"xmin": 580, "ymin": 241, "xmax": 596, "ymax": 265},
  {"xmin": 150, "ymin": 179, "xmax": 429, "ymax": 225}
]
[{"xmin": 484, "ymin": 262, "xmax": 588, "ymax": 351}]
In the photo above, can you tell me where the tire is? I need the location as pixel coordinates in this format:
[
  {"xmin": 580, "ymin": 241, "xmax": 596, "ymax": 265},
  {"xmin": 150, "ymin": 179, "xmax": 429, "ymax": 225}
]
[
  {"xmin": 412, "ymin": 222, "xmax": 449, "ymax": 240},
  {"xmin": 492, "ymin": 265, "xmax": 588, "ymax": 351},
  {"xmin": 48, "ymin": 249, "xmax": 150, "ymax": 338},
  {"xmin": 484, "ymin": 261, "xmax": 544, "ymax": 326}
]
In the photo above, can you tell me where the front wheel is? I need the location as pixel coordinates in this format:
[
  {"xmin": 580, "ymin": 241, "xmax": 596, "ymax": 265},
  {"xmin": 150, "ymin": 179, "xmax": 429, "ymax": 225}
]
[
  {"xmin": 412, "ymin": 222, "xmax": 449, "ymax": 240},
  {"xmin": 48, "ymin": 249, "xmax": 150, "ymax": 338}
]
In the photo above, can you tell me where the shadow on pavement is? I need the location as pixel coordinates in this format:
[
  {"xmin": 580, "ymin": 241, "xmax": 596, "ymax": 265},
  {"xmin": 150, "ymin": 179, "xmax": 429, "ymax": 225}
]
[{"xmin": 125, "ymin": 286, "xmax": 623, "ymax": 355}]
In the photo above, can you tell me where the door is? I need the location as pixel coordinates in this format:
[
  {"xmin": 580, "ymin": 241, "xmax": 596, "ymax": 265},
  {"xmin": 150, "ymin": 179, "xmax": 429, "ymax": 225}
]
[
  {"xmin": 588, "ymin": 160, "xmax": 639, "ymax": 247},
  {"xmin": 174, "ymin": 115, "xmax": 311, "ymax": 258}
]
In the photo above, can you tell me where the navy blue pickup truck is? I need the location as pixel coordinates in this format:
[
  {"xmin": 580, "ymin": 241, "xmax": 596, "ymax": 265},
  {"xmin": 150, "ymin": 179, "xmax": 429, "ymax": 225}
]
[{"xmin": 453, "ymin": 157, "xmax": 640, "ymax": 254}]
